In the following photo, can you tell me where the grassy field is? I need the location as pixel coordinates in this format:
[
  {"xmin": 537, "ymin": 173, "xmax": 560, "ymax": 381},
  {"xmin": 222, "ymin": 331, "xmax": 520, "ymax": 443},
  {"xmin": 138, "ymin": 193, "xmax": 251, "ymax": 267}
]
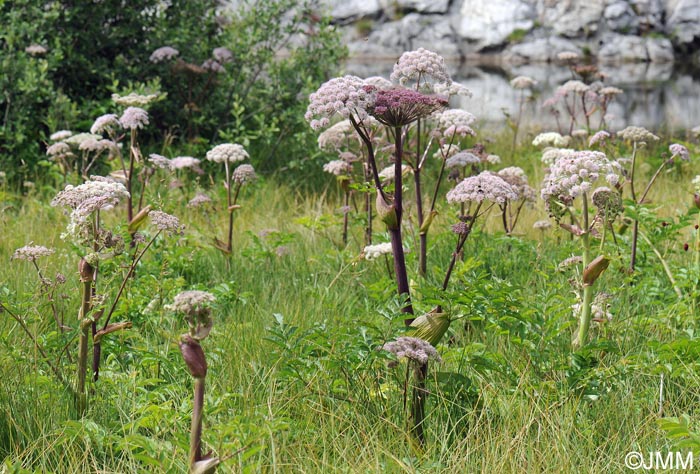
[{"xmin": 2, "ymin": 131, "xmax": 700, "ymax": 473}]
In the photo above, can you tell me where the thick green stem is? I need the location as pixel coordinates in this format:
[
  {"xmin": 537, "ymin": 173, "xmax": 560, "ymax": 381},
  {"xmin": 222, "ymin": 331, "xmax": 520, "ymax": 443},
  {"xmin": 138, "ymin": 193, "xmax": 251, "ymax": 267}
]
[{"xmin": 189, "ymin": 377, "xmax": 205, "ymax": 469}]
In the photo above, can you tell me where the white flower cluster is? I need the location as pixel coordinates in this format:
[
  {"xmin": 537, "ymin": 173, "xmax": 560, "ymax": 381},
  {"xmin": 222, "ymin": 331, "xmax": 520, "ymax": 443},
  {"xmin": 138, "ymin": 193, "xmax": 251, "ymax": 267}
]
[
  {"xmin": 498, "ymin": 167, "xmax": 536, "ymax": 201},
  {"xmin": 390, "ymin": 48, "xmax": 451, "ymax": 89},
  {"xmin": 52, "ymin": 177, "xmax": 130, "ymax": 245},
  {"xmin": 378, "ymin": 163, "xmax": 411, "ymax": 182},
  {"xmin": 12, "ymin": 245, "xmax": 55, "ymax": 261},
  {"xmin": 90, "ymin": 114, "xmax": 121, "ymax": 135},
  {"xmin": 25, "ymin": 44, "xmax": 48, "ymax": 56},
  {"xmin": 363, "ymin": 242, "xmax": 393, "ymax": 260},
  {"xmin": 305, "ymin": 75, "xmax": 376, "ymax": 130},
  {"xmin": 169, "ymin": 290, "xmax": 216, "ymax": 318},
  {"xmin": 510, "ymin": 76, "xmax": 537, "ymax": 89},
  {"xmin": 317, "ymin": 120, "xmax": 356, "ymax": 151},
  {"xmin": 617, "ymin": 126, "xmax": 659, "ymax": 143},
  {"xmin": 232, "ymin": 164, "xmax": 257, "ymax": 184},
  {"xmin": 533, "ymin": 220, "xmax": 552, "ymax": 230},
  {"xmin": 119, "ymin": 107, "xmax": 149, "ymax": 129},
  {"xmin": 434, "ymin": 81, "xmax": 472, "ymax": 98},
  {"xmin": 433, "ymin": 143, "xmax": 460, "ymax": 159},
  {"xmin": 433, "ymin": 109, "xmax": 476, "ymax": 138},
  {"xmin": 382, "ymin": 336, "xmax": 442, "ymax": 365},
  {"xmin": 557, "ymin": 51, "xmax": 579, "ymax": 61},
  {"xmin": 363, "ymin": 76, "xmax": 393, "ymax": 89},
  {"xmin": 170, "ymin": 156, "xmax": 201, "ymax": 170},
  {"xmin": 323, "ymin": 160, "xmax": 352, "ymax": 176},
  {"xmin": 46, "ymin": 142, "xmax": 74, "ymax": 160},
  {"xmin": 187, "ymin": 193, "xmax": 212, "ymax": 208},
  {"xmin": 202, "ymin": 59, "xmax": 225, "ymax": 73},
  {"xmin": 112, "ymin": 92, "xmax": 159, "ymax": 107},
  {"xmin": 78, "ymin": 138, "xmax": 118, "ymax": 155},
  {"xmin": 446, "ymin": 151, "xmax": 480, "ymax": 169},
  {"xmin": 533, "ymin": 132, "xmax": 569, "ymax": 148},
  {"xmin": 541, "ymin": 147, "xmax": 576, "ymax": 166},
  {"xmin": 447, "ymin": 172, "xmax": 518, "ymax": 204},
  {"xmin": 50, "ymin": 130, "xmax": 73, "ymax": 141},
  {"xmin": 206, "ymin": 143, "xmax": 249, "ymax": 164},
  {"xmin": 65, "ymin": 133, "xmax": 103, "ymax": 147},
  {"xmin": 149, "ymin": 46, "xmax": 179, "ymax": 63},
  {"xmin": 692, "ymin": 175, "xmax": 700, "ymax": 193},
  {"xmin": 558, "ymin": 80, "xmax": 590, "ymax": 94},
  {"xmin": 599, "ymin": 86, "xmax": 623, "ymax": 96},
  {"xmin": 541, "ymin": 150, "xmax": 622, "ymax": 203},
  {"xmin": 149, "ymin": 153, "xmax": 172, "ymax": 170}
]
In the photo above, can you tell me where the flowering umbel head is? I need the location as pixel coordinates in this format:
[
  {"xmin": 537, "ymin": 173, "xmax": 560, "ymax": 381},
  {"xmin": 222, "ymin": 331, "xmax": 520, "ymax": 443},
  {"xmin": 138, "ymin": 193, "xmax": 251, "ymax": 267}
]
[
  {"xmin": 168, "ymin": 290, "xmax": 216, "ymax": 340},
  {"xmin": 390, "ymin": 48, "xmax": 451, "ymax": 91},
  {"xmin": 369, "ymin": 87, "xmax": 448, "ymax": 127},
  {"xmin": 305, "ymin": 75, "xmax": 376, "ymax": 130}
]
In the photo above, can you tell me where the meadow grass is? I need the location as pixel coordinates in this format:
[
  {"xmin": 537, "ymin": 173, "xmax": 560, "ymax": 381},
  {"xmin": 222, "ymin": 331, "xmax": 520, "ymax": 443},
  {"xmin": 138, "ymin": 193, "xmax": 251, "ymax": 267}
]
[{"xmin": 1, "ymin": 132, "xmax": 699, "ymax": 473}]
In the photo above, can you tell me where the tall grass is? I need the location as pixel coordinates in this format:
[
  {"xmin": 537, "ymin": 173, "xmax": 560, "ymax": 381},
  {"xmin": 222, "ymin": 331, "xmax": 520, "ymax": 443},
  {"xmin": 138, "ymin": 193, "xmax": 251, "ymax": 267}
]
[{"xmin": 1, "ymin": 130, "xmax": 699, "ymax": 472}]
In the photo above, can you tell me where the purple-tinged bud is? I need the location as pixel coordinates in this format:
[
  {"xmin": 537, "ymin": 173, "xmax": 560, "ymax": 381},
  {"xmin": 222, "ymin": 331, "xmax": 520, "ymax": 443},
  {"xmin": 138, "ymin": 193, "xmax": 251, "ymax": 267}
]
[{"xmin": 179, "ymin": 334, "xmax": 207, "ymax": 378}]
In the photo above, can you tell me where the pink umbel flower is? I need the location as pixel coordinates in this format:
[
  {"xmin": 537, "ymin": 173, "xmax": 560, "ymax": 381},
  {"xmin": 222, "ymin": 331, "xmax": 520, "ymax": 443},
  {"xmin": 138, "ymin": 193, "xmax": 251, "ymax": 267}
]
[
  {"xmin": 433, "ymin": 109, "xmax": 476, "ymax": 138},
  {"xmin": 369, "ymin": 87, "xmax": 448, "ymax": 127},
  {"xmin": 669, "ymin": 143, "xmax": 690, "ymax": 161},
  {"xmin": 383, "ymin": 336, "xmax": 441, "ymax": 364},
  {"xmin": 119, "ymin": 107, "xmax": 149, "ymax": 129},
  {"xmin": 232, "ymin": 164, "xmax": 257, "ymax": 184},
  {"xmin": 305, "ymin": 75, "xmax": 376, "ymax": 130},
  {"xmin": 541, "ymin": 150, "xmax": 622, "ymax": 206},
  {"xmin": 323, "ymin": 160, "xmax": 352, "ymax": 176},
  {"xmin": 390, "ymin": 48, "xmax": 451, "ymax": 90},
  {"xmin": 150, "ymin": 46, "xmax": 179, "ymax": 63},
  {"xmin": 447, "ymin": 172, "xmax": 518, "ymax": 204}
]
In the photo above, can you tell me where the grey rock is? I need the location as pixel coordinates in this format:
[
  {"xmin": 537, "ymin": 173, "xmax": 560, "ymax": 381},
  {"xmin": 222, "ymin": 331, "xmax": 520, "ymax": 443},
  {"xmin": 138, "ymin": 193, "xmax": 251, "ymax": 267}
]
[
  {"xmin": 380, "ymin": 0, "xmax": 451, "ymax": 14},
  {"xmin": 346, "ymin": 14, "xmax": 460, "ymax": 59},
  {"xmin": 599, "ymin": 34, "xmax": 648, "ymax": 62},
  {"xmin": 667, "ymin": 0, "xmax": 700, "ymax": 47},
  {"xmin": 456, "ymin": 0, "xmax": 536, "ymax": 49},
  {"xmin": 319, "ymin": 0, "xmax": 382, "ymax": 21},
  {"xmin": 598, "ymin": 34, "xmax": 674, "ymax": 63},
  {"xmin": 646, "ymin": 37, "xmax": 675, "ymax": 62},
  {"xmin": 629, "ymin": 0, "xmax": 665, "ymax": 30},
  {"xmin": 544, "ymin": 0, "xmax": 606, "ymax": 38},
  {"xmin": 504, "ymin": 37, "xmax": 583, "ymax": 63},
  {"xmin": 604, "ymin": 2, "xmax": 639, "ymax": 33}
]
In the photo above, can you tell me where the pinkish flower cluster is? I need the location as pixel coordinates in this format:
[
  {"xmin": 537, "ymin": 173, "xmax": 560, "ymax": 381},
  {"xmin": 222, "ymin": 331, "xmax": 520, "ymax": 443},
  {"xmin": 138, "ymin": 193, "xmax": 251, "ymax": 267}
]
[
  {"xmin": 149, "ymin": 210, "xmax": 185, "ymax": 235},
  {"xmin": 390, "ymin": 48, "xmax": 451, "ymax": 89},
  {"xmin": 589, "ymin": 130, "xmax": 611, "ymax": 147},
  {"xmin": 447, "ymin": 172, "xmax": 518, "ymax": 204},
  {"xmin": 317, "ymin": 120, "xmax": 356, "ymax": 151},
  {"xmin": 212, "ymin": 47, "xmax": 233, "ymax": 63},
  {"xmin": 618, "ymin": 126, "xmax": 659, "ymax": 143},
  {"xmin": 149, "ymin": 46, "xmax": 179, "ymax": 63},
  {"xmin": 206, "ymin": 143, "xmax": 248, "ymax": 164},
  {"xmin": 232, "ymin": 164, "xmax": 257, "ymax": 184},
  {"xmin": 90, "ymin": 114, "xmax": 121, "ymax": 135},
  {"xmin": 323, "ymin": 160, "xmax": 352, "ymax": 176},
  {"xmin": 433, "ymin": 109, "xmax": 476, "ymax": 138},
  {"xmin": 370, "ymin": 88, "xmax": 448, "ymax": 127},
  {"xmin": 669, "ymin": 143, "xmax": 690, "ymax": 161},
  {"xmin": 510, "ymin": 76, "xmax": 537, "ymax": 89},
  {"xmin": 382, "ymin": 336, "xmax": 441, "ymax": 365},
  {"xmin": 119, "ymin": 107, "xmax": 149, "ymax": 129},
  {"xmin": 541, "ymin": 150, "xmax": 622, "ymax": 205},
  {"xmin": 446, "ymin": 151, "xmax": 480, "ymax": 169},
  {"xmin": 305, "ymin": 76, "xmax": 376, "ymax": 130},
  {"xmin": 12, "ymin": 245, "xmax": 55, "ymax": 261},
  {"xmin": 498, "ymin": 167, "xmax": 536, "ymax": 201}
]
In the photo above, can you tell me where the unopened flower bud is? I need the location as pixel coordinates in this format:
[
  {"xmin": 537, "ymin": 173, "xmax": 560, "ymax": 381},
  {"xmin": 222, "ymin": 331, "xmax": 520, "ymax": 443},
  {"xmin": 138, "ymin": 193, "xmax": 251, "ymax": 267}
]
[
  {"xmin": 78, "ymin": 258, "xmax": 94, "ymax": 283},
  {"xmin": 694, "ymin": 193, "xmax": 700, "ymax": 210},
  {"xmin": 583, "ymin": 255, "xmax": 610, "ymax": 286},
  {"xmin": 376, "ymin": 193, "xmax": 398, "ymax": 230},
  {"xmin": 179, "ymin": 334, "xmax": 207, "ymax": 378}
]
